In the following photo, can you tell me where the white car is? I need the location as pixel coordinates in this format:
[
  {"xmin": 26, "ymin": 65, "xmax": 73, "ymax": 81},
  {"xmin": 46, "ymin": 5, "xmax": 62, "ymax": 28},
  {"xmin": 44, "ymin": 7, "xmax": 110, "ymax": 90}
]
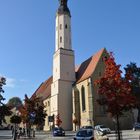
[{"xmin": 94, "ymin": 125, "xmax": 111, "ymax": 135}]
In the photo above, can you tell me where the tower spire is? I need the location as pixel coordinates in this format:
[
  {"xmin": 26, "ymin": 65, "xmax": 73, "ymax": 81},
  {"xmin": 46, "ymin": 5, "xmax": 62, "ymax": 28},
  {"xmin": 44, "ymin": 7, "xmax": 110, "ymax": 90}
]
[
  {"xmin": 58, "ymin": 0, "xmax": 70, "ymax": 16},
  {"xmin": 59, "ymin": 0, "xmax": 68, "ymax": 6}
]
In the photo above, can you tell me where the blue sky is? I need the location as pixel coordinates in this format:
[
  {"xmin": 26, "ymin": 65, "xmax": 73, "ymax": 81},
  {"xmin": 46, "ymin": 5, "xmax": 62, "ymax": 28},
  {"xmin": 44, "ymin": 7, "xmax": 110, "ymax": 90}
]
[{"xmin": 0, "ymin": 0, "xmax": 140, "ymax": 103}]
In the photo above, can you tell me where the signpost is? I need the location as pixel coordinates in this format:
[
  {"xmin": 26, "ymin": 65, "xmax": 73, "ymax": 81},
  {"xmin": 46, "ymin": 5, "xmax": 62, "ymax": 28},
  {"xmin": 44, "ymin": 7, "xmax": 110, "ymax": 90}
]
[{"xmin": 48, "ymin": 115, "xmax": 54, "ymax": 122}]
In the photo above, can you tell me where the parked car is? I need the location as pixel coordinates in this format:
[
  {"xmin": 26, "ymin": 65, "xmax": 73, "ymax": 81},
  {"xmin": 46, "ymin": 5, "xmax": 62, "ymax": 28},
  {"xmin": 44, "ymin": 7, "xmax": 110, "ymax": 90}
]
[
  {"xmin": 81, "ymin": 126, "xmax": 94, "ymax": 130},
  {"xmin": 52, "ymin": 127, "xmax": 65, "ymax": 136},
  {"xmin": 133, "ymin": 122, "xmax": 140, "ymax": 131},
  {"xmin": 94, "ymin": 125, "xmax": 111, "ymax": 135},
  {"xmin": 74, "ymin": 129, "xmax": 94, "ymax": 140}
]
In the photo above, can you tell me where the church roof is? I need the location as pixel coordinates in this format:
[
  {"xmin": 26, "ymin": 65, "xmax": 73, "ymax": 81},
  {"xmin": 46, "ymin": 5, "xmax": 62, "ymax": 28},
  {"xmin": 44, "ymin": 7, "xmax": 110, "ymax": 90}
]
[
  {"xmin": 33, "ymin": 48, "xmax": 106, "ymax": 100},
  {"xmin": 32, "ymin": 76, "xmax": 52, "ymax": 100},
  {"xmin": 76, "ymin": 48, "xmax": 106, "ymax": 83}
]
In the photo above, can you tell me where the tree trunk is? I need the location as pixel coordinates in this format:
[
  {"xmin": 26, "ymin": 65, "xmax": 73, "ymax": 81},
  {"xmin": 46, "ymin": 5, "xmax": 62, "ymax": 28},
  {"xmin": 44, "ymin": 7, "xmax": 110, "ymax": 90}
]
[
  {"xmin": 116, "ymin": 114, "xmax": 121, "ymax": 140},
  {"xmin": 13, "ymin": 124, "xmax": 17, "ymax": 140},
  {"xmin": 75, "ymin": 123, "xmax": 76, "ymax": 131}
]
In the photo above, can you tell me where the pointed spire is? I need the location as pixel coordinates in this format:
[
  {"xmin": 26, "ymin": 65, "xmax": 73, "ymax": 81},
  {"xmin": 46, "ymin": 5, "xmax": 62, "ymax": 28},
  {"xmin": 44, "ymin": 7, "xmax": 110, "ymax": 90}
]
[
  {"xmin": 57, "ymin": 0, "xmax": 71, "ymax": 16},
  {"xmin": 59, "ymin": 0, "xmax": 68, "ymax": 6}
]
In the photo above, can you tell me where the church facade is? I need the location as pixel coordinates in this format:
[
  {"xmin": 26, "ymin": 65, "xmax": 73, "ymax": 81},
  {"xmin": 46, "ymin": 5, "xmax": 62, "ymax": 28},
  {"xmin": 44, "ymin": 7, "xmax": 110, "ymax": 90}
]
[{"xmin": 33, "ymin": 0, "xmax": 134, "ymax": 131}]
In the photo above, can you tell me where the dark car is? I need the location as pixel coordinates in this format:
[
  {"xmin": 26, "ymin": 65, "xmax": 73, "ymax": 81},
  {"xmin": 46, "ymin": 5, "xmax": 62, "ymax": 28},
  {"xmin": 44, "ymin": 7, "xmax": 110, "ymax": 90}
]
[
  {"xmin": 74, "ymin": 129, "xmax": 94, "ymax": 140},
  {"xmin": 133, "ymin": 122, "xmax": 140, "ymax": 131},
  {"xmin": 53, "ymin": 127, "xmax": 65, "ymax": 136}
]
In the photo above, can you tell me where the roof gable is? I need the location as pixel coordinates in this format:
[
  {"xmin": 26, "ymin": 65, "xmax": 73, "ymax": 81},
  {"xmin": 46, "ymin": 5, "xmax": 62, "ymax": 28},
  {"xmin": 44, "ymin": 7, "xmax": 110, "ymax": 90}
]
[{"xmin": 76, "ymin": 48, "xmax": 106, "ymax": 83}]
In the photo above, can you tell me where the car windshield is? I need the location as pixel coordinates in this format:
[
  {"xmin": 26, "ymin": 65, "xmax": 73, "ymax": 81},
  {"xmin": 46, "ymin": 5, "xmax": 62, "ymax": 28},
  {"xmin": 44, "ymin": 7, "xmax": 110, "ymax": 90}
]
[
  {"xmin": 82, "ymin": 126, "xmax": 93, "ymax": 129},
  {"xmin": 54, "ymin": 127, "xmax": 63, "ymax": 131},
  {"xmin": 76, "ymin": 130, "xmax": 93, "ymax": 137}
]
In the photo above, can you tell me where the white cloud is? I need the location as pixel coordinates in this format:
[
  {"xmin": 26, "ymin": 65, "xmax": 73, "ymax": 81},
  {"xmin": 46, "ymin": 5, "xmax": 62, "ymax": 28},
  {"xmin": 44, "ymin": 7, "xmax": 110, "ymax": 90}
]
[
  {"xmin": 5, "ymin": 78, "xmax": 16, "ymax": 88},
  {"xmin": 0, "ymin": 74, "xmax": 28, "ymax": 88},
  {"xmin": 19, "ymin": 79, "xmax": 27, "ymax": 82}
]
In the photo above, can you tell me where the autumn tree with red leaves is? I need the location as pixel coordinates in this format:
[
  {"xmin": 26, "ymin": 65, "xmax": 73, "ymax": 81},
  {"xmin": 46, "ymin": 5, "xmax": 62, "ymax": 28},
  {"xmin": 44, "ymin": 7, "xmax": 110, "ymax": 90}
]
[
  {"xmin": 19, "ymin": 94, "xmax": 46, "ymax": 137},
  {"xmin": 95, "ymin": 52, "xmax": 137, "ymax": 140},
  {"xmin": 55, "ymin": 114, "xmax": 62, "ymax": 127}
]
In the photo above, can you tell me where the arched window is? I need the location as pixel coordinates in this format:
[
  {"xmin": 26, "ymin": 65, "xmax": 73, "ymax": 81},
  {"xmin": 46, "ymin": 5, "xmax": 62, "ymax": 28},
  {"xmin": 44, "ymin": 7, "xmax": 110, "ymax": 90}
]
[
  {"xmin": 81, "ymin": 86, "xmax": 86, "ymax": 111},
  {"xmin": 60, "ymin": 36, "xmax": 62, "ymax": 43},
  {"xmin": 65, "ymin": 24, "xmax": 67, "ymax": 29}
]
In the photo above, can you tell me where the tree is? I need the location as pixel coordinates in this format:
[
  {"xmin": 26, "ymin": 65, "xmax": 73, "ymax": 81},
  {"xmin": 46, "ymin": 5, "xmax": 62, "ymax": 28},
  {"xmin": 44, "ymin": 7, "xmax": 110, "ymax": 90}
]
[
  {"xmin": 19, "ymin": 94, "xmax": 46, "ymax": 137},
  {"xmin": 95, "ymin": 53, "xmax": 137, "ymax": 140},
  {"xmin": 124, "ymin": 62, "xmax": 140, "ymax": 122},
  {"xmin": 0, "ymin": 77, "xmax": 6, "ymax": 103},
  {"xmin": 10, "ymin": 115, "xmax": 22, "ymax": 140},
  {"xmin": 0, "ymin": 77, "xmax": 12, "ymax": 125},
  {"xmin": 55, "ymin": 114, "xmax": 62, "ymax": 127},
  {"xmin": 7, "ymin": 97, "xmax": 23, "ymax": 108},
  {"xmin": 10, "ymin": 115, "xmax": 22, "ymax": 124}
]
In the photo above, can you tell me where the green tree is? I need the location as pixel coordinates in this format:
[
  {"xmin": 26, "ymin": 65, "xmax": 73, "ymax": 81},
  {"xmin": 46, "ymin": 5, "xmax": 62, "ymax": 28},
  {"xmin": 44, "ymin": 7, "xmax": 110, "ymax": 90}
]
[
  {"xmin": 124, "ymin": 62, "xmax": 140, "ymax": 122},
  {"xmin": 0, "ymin": 77, "xmax": 12, "ymax": 125},
  {"xmin": 7, "ymin": 97, "xmax": 23, "ymax": 108}
]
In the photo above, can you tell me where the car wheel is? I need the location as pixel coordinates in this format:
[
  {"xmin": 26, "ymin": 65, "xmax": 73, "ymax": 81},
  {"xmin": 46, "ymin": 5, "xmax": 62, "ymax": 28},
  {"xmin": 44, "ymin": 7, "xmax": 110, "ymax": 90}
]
[{"xmin": 133, "ymin": 127, "xmax": 136, "ymax": 131}]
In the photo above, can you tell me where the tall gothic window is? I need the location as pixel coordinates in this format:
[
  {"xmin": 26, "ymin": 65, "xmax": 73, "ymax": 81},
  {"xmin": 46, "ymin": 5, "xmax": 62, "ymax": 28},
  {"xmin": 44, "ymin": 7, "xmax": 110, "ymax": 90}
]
[
  {"xmin": 81, "ymin": 86, "xmax": 86, "ymax": 111},
  {"xmin": 60, "ymin": 36, "xmax": 62, "ymax": 43},
  {"xmin": 65, "ymin": 24, "xmax": 67, "ymax": 29}
]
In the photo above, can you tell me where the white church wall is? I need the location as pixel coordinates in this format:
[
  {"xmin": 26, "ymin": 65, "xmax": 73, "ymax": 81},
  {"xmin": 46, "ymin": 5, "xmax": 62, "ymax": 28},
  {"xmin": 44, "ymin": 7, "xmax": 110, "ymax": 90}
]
[{"xmin": 58, "ymin": 80, "xmax": 73, "ymax": 129}]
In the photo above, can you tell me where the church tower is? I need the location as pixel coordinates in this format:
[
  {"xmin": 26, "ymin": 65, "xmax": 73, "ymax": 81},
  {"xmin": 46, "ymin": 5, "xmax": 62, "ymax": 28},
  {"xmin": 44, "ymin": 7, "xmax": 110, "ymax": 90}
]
[{"xmin": 51, "ymin": 0, "xmax": 75, "ymax": 130}]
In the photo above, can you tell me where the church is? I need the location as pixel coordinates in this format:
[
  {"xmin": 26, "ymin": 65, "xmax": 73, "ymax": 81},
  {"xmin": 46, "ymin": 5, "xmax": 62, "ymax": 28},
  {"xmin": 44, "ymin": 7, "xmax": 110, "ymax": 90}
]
[{"xmin": 32, "ymin": 0, "xmax": 133, "ymax": 131}]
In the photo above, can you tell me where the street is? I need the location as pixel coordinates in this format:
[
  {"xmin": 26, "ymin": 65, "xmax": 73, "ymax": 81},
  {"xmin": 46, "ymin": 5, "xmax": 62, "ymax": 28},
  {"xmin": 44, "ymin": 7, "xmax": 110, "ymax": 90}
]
[
  {"xmin": 107, "ymin": 130, "xmax": 140, "ymax": 140},
  {"xmin": 0, "ymin": 130, "xmax": 140, "ymax": 140},
  {"xmin": 0, "ymin": 130, "xmax": 76, "ymax": 140}
]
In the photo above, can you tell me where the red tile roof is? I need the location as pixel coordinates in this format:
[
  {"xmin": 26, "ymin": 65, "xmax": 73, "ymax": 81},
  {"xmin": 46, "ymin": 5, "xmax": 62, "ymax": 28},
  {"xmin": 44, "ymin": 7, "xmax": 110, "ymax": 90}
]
[
  {"xmin": 76, "ymin": 48, "xmax": 106, "ymax": 83},
  {"xmin": 33, "ymin": 76, "xmax": 52, "ymax": 100}
]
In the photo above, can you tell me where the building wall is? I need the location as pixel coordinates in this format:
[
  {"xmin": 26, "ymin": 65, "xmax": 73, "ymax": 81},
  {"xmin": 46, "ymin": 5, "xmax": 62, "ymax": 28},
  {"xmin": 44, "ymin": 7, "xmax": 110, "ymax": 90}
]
[
  {"xmin": 51, "ymin": 80, "xmax": 73, "ymax": 130},
  {"xmin": 73, "ymin": 79, "xmax": 93, "ymax": 128},
  {"xmin": 43, "ymin": 98, "xmax": 51, "ymax": 131}
]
